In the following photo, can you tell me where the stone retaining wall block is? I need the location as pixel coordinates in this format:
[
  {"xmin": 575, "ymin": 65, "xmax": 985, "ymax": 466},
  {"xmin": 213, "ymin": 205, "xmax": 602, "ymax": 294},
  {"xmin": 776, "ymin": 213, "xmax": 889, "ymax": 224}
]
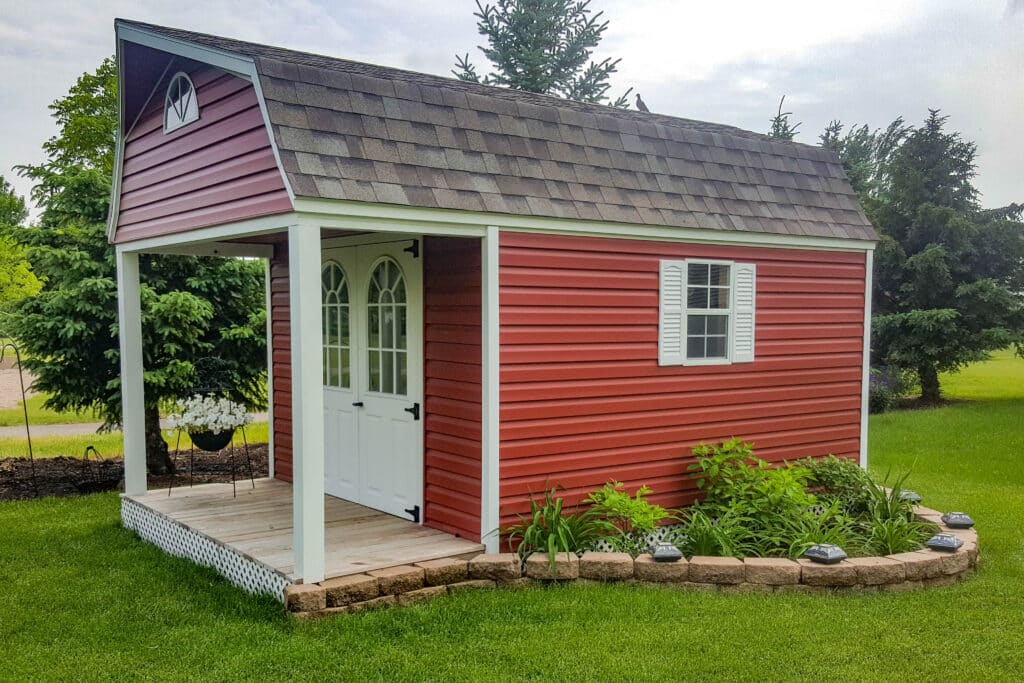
[
  {"xmin": 525, "ymin": 553, "xmax": 579, "ymax": 580},
  {"xmin": 579, "ymin": 552, "xmax": 635, "ymax": 581},
  {"xmin": 284, "ymin": 583, "xmax": 326, "ymax": 612},
  {"xmin": 369, "ymin": 565, "xmax": 425, "ymax": 595},
  {"xmin": 744, "ymin": 557, "xmax": 800, "ymax": 585},
  {"xmin": 469, "ymin": 553, "xmax": 522, "ymax": 582},
  {"xmin": 798, "ymin": 559, "xmax": 858, "ymax": 586},
  {"xmin": 416, "ymin": 558, "xmax": 469, "ymax": 586},
  {"xmin": 689, "ymin": 556, "xmax": 744, "ymax": 584},
  {"xmin": 320, "ymin": 574, "xmax": 379, "ymax": 607},
  {"xmin": 634, "ymin": 554, "xmax": 689, "ymax": 582}
]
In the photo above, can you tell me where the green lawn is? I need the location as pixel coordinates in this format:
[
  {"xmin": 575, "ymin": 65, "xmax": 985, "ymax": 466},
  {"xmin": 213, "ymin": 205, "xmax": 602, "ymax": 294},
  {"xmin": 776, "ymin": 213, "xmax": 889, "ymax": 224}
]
[
  {"xmin": 0, "ymin": 422, "xmax": 269, "ymax": 459},
  {"xmin": 0, "ymin": 393, "xmax": 101, "ymax": 427},
  {"xmin": 1, "ymin": 355, "xmax": 1022, "ymax": 681}
]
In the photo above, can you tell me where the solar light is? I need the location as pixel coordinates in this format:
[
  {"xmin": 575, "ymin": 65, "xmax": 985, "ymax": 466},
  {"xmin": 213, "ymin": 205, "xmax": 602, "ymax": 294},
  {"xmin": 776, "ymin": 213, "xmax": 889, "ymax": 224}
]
[
  {"xmin": 941, "ymin": 512, "xmax": 975, "ymax": 529},
  {"xmin": 926, "ymin": 533, "xmax": 964, "ymax": 552},
  {"xmin": 804, "ymin": 544, "xmax": 847, "ymax": 564},
  {"xmin": 897, "ymin": 489, "xmax": 922, "ymax": 503},
  {"xmin": 650, "ymin": 542, "xmax": 683, "ymax": 562}
]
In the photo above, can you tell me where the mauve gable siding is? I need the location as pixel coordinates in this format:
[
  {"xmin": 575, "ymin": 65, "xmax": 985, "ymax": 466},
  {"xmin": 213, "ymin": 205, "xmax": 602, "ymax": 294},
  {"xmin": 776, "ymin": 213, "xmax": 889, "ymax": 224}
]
[
  {"xmin": 497, "ymin": 231, "xmax": 866, "ymax": 526},
  {"xmin": 113, "ymin": 67, "xmax": 292, "ymax": 243}
]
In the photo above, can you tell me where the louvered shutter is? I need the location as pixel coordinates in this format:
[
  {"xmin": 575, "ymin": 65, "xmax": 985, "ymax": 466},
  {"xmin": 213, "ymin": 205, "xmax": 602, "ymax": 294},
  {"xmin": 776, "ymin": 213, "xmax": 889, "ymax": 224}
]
[
  {"xmin": 731, "ymin": 262, "xmax": 757, "ymax": 363},
  {"xmin": 659, "ymin": 260, "xmax": 686, "ymax": 365}
]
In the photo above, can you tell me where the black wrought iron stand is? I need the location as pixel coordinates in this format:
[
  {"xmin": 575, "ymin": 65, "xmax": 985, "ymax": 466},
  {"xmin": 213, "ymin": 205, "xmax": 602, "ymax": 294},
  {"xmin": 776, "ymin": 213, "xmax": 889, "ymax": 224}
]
[{"xmin": 0, "ymin": 341, "xmax": 37, "ymax": 498}]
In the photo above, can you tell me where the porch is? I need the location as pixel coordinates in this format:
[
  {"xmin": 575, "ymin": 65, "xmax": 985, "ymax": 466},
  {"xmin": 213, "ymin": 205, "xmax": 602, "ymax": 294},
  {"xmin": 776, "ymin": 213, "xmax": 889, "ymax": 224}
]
[{"xmin": 122, "ymin": 478, "xmax": 484, "ymax": 600}]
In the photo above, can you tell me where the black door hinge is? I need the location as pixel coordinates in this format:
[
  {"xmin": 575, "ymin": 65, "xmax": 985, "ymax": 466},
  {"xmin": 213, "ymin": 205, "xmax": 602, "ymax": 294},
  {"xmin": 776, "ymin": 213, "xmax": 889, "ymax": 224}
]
[
  {"xmin": 403, "ymin": 239, "xmax": 420, "ymax": 258},
  {"xmin": 404, "ymin": 402, "xmax": 420, "ymax": 420},
  {"xmin": 404, "ymin": 504, "xmax": 421, "ymax": 523}
]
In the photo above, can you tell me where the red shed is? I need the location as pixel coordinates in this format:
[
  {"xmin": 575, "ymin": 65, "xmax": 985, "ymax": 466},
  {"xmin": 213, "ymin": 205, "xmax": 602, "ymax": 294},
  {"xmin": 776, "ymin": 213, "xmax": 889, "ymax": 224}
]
[{"xmin": 110, "ymin": 20, "xmax": 876, "ymax": 596}]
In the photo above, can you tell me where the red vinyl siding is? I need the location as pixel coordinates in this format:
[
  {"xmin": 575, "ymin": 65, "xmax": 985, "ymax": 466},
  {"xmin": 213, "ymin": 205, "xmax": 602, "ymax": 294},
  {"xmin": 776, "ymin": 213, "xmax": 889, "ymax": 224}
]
[
  {"xmin": 423, "ymin": 237, "xmax": 483, "ymax": 541},
  {"xmin": 270, "ymin": 245, "xmax": 293, "ymax": 483},
  {"xmin": 498, "ymin": 231, "xmax": 866, "ymax": 526},
  {"xmin": 113, "ymin": 67, "xmax": 291, "ymax": 243}
]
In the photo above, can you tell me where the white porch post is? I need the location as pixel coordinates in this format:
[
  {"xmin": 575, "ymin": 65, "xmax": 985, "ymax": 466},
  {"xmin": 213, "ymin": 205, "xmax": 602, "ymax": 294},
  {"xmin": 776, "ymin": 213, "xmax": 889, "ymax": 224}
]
[
  {"xmin": 480, "ymin": 226, "xmax": 501, "ymax": 552},
  {"xmin": 116, "ymin": 248, "xmax": 146, "ymax": 496},
  {"xmin": 288, "ymin": 224, "xmax": 325, "ymax": 583}
]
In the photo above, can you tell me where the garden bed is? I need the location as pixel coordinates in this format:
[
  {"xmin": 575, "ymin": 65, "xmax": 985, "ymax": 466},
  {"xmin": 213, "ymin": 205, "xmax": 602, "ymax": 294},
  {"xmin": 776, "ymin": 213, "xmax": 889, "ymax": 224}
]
[
  {"xmin": 285, "ymin": 503, "xmax": 979, "ymax": 618},
  {"xmin": 0, "ymin": 445, "xmax": 269, "ymax": 501}
]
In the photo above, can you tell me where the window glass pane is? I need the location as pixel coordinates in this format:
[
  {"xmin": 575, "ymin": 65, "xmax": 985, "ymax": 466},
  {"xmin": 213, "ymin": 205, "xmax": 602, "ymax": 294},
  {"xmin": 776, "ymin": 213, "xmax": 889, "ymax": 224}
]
[
  {"xmin": 706, "ymin": 315, "xmax": 728, "ymax": 335},
  {"xmin": 688, "ymin": 263, "xmax": 709, "ymax": 285},
  {"xmin": 327, "ymin": 348, "xmax": 340, "ymax": 387},
  {"xmin": 340, "ymin": 307, "xmax": 349, "ymax": 344},
  {"xmin": 706, "ymin": 336, "xmax": 727, "ymax": 358},
  {"xmin": 397, "ymin": 351, "xmax": 407, "ymax": 395},
  {"xmin": 340, "ymin": 348, "xmax": 350, "ymax": 388},
  {"xmin": 382, "ymin": 350, "xmax": 394, "ymax": 394},
  {"xmin": 709, "ymin": 264, "xmax": 731, "ymax": 286},
  {"xmin": 327, "ymin": 306, "xmax": 339, "ymax": 346},
  {"xmin": 687, "ymin": 337, "xmax": 706, "ymax": 358},
  {"xmin": 687, "ymin": 315, "xmax": 706, "ymax": 335},
  {"xmin": 383, "ymin": 308, "xmax": 395, "ymax": 349},
  {"xmin": 708, "ymin": 287, "xmax": 729, "ymax": 309},
  {"xmin": 397, "ymin": 308, "xmax": 407, "ymax": 350},
  {"xmin": 369, "ymin": 351, "xmax": 380, "ymax": 392},
  {"xmin": 368, "ymin": 306, "xmax": 380, "ymax": 348},
  {"xmin": 688, "ymin": 287, "xmax": 709, "ymax": 308}
]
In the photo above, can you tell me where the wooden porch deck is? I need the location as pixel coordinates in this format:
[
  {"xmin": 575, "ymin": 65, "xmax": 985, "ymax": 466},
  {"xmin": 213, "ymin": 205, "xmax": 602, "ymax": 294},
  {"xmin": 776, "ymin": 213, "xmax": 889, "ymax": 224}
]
[{"xmin": 124, "ymin": 478, "xmax": 484, "ymax": 583}]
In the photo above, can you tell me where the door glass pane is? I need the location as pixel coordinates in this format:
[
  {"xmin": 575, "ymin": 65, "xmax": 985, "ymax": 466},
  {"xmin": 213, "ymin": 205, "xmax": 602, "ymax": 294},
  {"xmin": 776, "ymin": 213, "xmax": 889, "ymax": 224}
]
[
  {"xmin": 366, "ymin": 257, "xmax": 408, "ymax": 395},
  {"xmin": 341, "ymin": 348, "xmax": 350, "ymax": 389},
  {"xmin": 382, "ymin": 350, "xmax": 394, "ymax": 393},
  {"xmin": 321, "ymin": 261, "xmax": 350, "ymax": 389},
  {"xmin": 397, "ymin": 351, "xmax": 407, "ymax": 395},
  {"xmin": 369, "ymin": 351, "xmax": 380, "ymax": 392},
  {"xmin": 322, "ymin": 348, "xmax": 330, "ymax": 385}
]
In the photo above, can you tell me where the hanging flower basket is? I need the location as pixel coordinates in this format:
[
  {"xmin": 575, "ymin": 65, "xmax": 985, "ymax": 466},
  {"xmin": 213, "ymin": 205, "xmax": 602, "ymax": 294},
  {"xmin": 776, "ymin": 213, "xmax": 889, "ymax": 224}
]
[
  {"xmin": 167, "ymin": 394, "xmax": 251, "ymax": 452},
  {"xmin": 189, "ymin": 428, "xmax": 235, "ymax": 452}
]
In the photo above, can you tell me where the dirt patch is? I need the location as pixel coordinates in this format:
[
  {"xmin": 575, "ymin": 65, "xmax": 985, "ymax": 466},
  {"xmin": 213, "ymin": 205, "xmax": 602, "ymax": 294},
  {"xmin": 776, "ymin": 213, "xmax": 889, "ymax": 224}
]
[{"xmin": 0, "ymin": 444, "xmax": 269, "ymax": 501}]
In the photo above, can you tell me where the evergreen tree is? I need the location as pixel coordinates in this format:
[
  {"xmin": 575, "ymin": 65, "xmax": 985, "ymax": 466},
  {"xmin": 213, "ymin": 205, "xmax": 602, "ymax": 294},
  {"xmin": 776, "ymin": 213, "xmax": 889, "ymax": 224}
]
[
  {"xmin": 454, "ymin": 0, "xmax": 632, "ymax": 107},
  {"xmin": 767, "ymin": 96, "xmax": 801, "ymax": 141},
  {"xmin": 868, "ymin": 111, "xmax": 1024, "ymax": 402},
  {"xmin": 9, "ymin": 60, "xmax": 267, "ymax": 473}
]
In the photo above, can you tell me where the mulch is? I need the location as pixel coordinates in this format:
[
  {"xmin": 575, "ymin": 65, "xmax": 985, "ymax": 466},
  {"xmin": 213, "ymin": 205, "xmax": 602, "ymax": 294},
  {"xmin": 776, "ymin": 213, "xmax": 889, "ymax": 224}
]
[{"xmin": 0, "ymin": 444, "xmax": 269, "ymax": 501}]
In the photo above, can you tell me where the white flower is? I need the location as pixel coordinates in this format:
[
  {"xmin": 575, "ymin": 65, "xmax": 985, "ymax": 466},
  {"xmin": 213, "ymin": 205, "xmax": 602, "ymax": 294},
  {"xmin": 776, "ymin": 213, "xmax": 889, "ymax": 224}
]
[{"xmin": 166, "ymin": 394, "xmax": 252, "ymax": 433}]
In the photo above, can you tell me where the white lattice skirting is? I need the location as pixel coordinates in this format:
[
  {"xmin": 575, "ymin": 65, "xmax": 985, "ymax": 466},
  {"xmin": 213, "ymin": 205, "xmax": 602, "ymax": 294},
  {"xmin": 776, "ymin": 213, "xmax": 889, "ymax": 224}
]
[{"xmin": 121, "ymin": 497, "xmax": 290, "ymax": 601}]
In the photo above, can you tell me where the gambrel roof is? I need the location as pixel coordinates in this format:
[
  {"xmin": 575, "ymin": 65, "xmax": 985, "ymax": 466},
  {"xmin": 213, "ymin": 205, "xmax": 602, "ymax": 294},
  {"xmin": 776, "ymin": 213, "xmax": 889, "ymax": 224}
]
[{"xmin": 117, "ymin": 20, "xmax": 877, "ymax": 242}]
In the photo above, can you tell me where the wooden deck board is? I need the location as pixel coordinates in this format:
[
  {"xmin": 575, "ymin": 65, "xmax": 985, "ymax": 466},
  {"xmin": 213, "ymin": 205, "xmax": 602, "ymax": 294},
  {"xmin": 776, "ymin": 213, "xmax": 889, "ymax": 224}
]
[{"xmin": 126, "ymin": 478, "xmax": 484, "ymax": 581}]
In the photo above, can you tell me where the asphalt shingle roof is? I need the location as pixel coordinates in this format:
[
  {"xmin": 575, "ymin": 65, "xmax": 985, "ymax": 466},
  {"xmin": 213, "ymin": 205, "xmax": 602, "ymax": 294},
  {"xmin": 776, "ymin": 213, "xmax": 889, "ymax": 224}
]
[{"xmin": 121, "ymin": 20, "xmax": 877, "ymax": 241}]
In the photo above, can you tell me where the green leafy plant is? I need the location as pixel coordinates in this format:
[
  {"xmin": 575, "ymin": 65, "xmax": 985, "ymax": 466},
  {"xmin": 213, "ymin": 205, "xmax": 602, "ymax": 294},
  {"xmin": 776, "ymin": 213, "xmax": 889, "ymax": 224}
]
[
  {"xmin": 775, "ymin": 502, "xmax": 861, "ymax": 560},
  {"xmin": 504, "ymin": 485, "xmax": 616, "ymax": 574},
  {"xmin": 585, "ymin": 482, "xmax": 672, "ymax": 556},
  {"xmin": 801, "ymin": 455, "xmax": 875, "ymax": 516},
  {"xmin": 669, "ymin": 507, "xmax": 754, "ymax": 559},
  {"xmin": 863, "ymin": 516, "xmax": 935, "ymax": 555}
]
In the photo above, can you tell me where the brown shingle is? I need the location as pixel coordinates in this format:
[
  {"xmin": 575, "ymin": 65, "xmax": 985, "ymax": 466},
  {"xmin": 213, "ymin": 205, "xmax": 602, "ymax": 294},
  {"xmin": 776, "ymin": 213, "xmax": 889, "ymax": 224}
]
[{"xmin": 125, "ymin": 20, "xmax": 876, "ymax": 242}]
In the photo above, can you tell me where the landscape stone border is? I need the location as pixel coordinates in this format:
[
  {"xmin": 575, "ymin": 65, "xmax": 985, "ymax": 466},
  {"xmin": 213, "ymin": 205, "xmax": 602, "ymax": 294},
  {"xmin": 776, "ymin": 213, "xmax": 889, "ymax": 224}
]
[{"xmin": 285, "ymin": 505, "xmax": 979, "ymax": 618}]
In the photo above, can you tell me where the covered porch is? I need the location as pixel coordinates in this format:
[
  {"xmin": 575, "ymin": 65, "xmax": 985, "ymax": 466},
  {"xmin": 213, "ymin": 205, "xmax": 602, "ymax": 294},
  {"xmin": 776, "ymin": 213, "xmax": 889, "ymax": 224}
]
[
  {"xmin": 115, "ymin": 213, "xmax": 501, "ymax": 600},
  {"xmin": 123, "ymin": 478, "xmax": 484, "ymax": 598}
]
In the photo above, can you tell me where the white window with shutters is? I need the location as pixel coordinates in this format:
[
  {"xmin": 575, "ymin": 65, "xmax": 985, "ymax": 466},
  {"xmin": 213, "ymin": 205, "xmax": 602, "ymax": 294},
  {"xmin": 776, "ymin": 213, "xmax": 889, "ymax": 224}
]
[{"xmin": 659, "ymin": 259, "xmax": 756, "ymax": 366}]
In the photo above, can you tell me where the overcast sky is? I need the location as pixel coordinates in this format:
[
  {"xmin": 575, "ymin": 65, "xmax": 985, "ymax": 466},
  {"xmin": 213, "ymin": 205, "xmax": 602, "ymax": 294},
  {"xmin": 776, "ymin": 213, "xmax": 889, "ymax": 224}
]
[{"xmin": 1, "ymin": 0, "xmax": 1021, "ymax": 217}]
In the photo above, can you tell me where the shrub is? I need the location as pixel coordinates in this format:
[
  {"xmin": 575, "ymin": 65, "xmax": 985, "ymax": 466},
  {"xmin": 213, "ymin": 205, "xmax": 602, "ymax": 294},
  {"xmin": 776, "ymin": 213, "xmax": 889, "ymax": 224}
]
[
  {"xmin": 585, "ymin": 482, "xmax": 672, "ymax": 556},
  {"xmin": 869, "ymin": 366, "xmax": 918, "ymax": 413},
  {"xmin": 801, "ymin": 455, "xmax": 874, "ymax": 516},
  {"xmin": 504, "ymin": 485, "xmax": 616, "ymax": 572},
  {"xmin": 669, "ymin": 507, "xmax": 754, "ymax": 559}
]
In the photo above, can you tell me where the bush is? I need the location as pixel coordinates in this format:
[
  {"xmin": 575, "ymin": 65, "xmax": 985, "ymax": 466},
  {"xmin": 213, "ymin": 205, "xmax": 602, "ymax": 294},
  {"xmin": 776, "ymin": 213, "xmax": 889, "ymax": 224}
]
[
  {"xmin": 869, "ymin": 366, "xmax": 918, "ymax": 413},
  {"xmin": 801, "ymin": 455, "xmax": 874, "ymax": 516},
  {"xmin": 585, "ymin": 482, "xmax": 672, "ymax": 556},
  {"xmin": 668, "ymin": 507, "xmax": 754, "ymax": 559}
]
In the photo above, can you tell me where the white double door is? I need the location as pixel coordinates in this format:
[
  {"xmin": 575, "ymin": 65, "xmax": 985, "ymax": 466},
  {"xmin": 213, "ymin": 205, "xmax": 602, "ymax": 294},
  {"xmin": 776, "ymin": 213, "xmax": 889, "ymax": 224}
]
[{"xmin": 321, "ymin": 239, "xmax": 423, "ymax": 522}]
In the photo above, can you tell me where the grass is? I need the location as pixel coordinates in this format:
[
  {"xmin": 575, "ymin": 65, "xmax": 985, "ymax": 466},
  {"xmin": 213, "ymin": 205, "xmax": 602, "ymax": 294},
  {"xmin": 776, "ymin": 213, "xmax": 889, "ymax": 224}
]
[
  {"xmin": 1, "ymin": 355, "xmax": 1022, "ymax": 681},
  {"xmin": 0, "ymin": 422, "xmax": 269, "ymax": 459},
  {"xmin": 0, "ymin": 394, "xmax": 101, "ymax": 427}
]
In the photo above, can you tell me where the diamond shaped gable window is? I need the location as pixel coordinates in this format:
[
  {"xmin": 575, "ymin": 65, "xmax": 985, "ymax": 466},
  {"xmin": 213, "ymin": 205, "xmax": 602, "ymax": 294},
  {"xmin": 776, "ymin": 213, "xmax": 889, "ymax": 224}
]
[{"xmin": 164, "ymin": 72, "xmax": 199, "ymax": 133}]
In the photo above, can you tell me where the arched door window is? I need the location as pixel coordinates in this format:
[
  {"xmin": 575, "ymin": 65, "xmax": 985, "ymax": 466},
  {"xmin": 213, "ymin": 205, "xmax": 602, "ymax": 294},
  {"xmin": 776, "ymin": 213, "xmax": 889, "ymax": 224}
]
[
  {"xmin": 321, "ymin": 261, "xmax": 351, "ymax": 388},
  {"xmin": 366, "ymin": 258, "xmax": 407, "ymax": 395}
]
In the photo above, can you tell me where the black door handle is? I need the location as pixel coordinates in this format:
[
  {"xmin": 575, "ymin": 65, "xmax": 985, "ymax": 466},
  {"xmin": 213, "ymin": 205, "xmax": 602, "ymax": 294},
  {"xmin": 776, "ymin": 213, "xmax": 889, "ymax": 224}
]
[
  {"xmin": 404, "ymin": 403, "xmax": 420, "ymax": 420},
  {"xmin": 352, "ymin": 401, "xmax": 364, "ymax": 407}
]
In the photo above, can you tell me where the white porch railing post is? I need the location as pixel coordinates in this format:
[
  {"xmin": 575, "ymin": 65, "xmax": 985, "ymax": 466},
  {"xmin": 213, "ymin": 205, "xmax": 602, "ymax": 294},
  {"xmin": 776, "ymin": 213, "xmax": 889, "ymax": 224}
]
[
  {"xmin": 288, "ymin": 224, "xmax": 325, "ymax": 583},
  {"xmin": 116, "ymin": 248, "xmax": 146, "ymax": 496}
]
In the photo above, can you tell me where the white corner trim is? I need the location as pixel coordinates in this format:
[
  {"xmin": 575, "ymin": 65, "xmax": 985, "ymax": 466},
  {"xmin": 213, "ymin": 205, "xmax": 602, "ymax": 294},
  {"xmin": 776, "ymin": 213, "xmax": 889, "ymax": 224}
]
[
  {"xmin": 106, "ymin": 39, "xmax": 128, "ymax": 244},
  {"xmin": 480, "ymin": 226, "xmax": 501, "ymax": 552},
  {"xmin": 859, "ymin": 249, "xmax": 874, "ymax": 469},
  {"xmin": 293, "ymin": 197, "xmax": 876, "ymax": 253}
]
